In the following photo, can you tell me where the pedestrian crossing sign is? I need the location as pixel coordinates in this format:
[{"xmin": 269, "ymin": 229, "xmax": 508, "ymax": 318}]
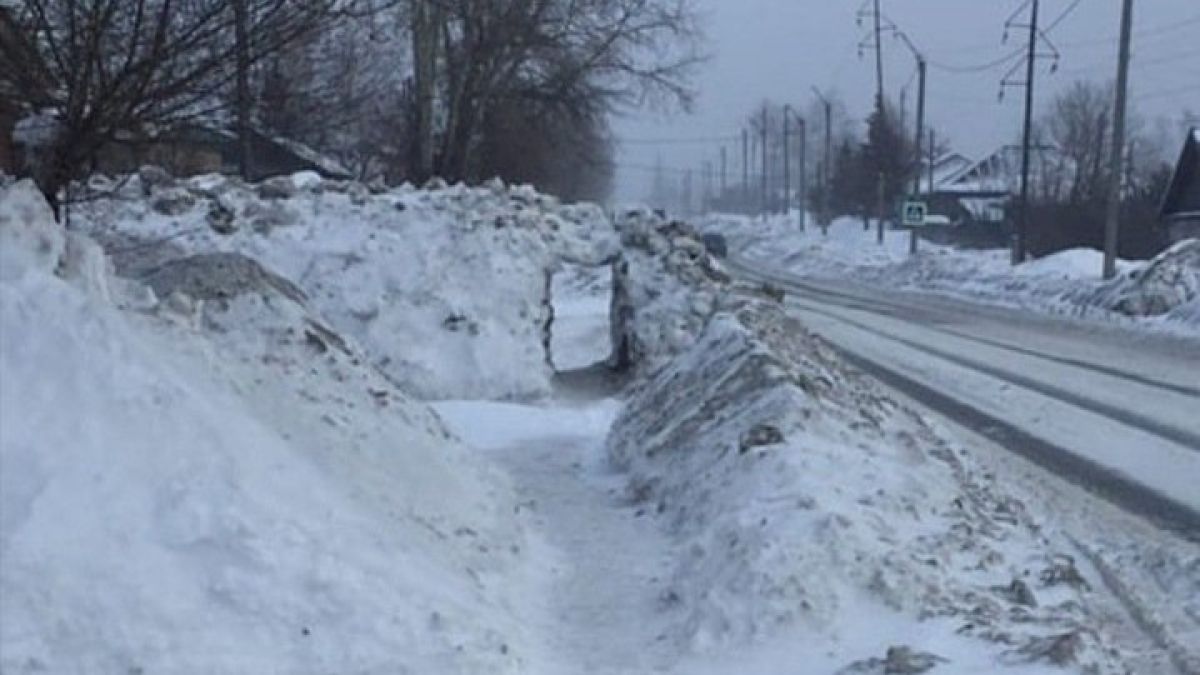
[{"xmin": 902, "ymin": 201, "xmax": 927, "ymax": 227}]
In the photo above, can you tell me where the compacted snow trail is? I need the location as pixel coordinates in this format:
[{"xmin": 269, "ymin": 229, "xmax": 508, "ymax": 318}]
[
  {"xmin": 731, "ymin": 258, "xmax": 1200, "ymax": 539},
  {"xmin": 433, "ymin": 398, "xmax": 679, "ymax": 675}
]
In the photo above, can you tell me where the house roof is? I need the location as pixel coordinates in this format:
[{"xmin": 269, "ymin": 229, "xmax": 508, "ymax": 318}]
[
  {"xmin": 1160, "ymin": 127, "xmax": 1199, "ymax": 218},
  {"xmin": 919, "ymin": 152, "xmax": 975, "ymax": 192},
  {"xmin": 935, "ymin": 144, "xmax": 1068, "ymax": 196}
]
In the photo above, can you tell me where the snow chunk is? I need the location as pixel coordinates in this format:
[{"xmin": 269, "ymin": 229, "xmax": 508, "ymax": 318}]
[
  {"xmin": 12, "ymin": 111, "xmax": 61, "ymax": 149},
  {"xmin": 0, "ymin": 180, "xmax": 64, "ymax": 279},
  {"xmin": 1084, "ymin": 239, "xmax": 1200, "ymax": 319}
]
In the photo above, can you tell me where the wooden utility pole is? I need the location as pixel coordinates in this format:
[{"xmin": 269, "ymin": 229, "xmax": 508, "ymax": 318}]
[
  {"xmin": 873, "ymin": 0, "xmax": 884, "ymax": 105},
  {"xmin": 876, "ymin": 172, "xmax": 885, "ymax": 245},
  {"xmin": 233, "ymin": 0, "xmax": 252, "ymax": 179},
  {"xmin": 913, "ymin": 57, "xmax": 926, "ymax": 196},
  {"xmin": 799, "ymin": 115, "xmax": 807, "ymax": 231},
  {"xmin": 783, "ymin": 106, "xmax": 792, "ymax": 219},
  {"xmin": 720, "ymin": 145, "xmax": 728, "ymax": 197},
  {"xmin": 1103, "ymin": 0, "xmax": 1134, "ymax": 280},
  {"xmin": 742, "ymin": 129, "xmax": 750, "ymax": 212},
  {"xmin": 812, "ymin": 87, "xmax": 832, "ymax": 234},
  {"xmin": 761, "ymin": 106, "xmax": 769, "ymax": 218},
  {"xmin": 929, "ymin": 129, "xmax": 935, "ymax": 197},
  {"xmin": 873, "ymin": 0, "xmax": 886, "ymax": 245},
  {"xmin": 683, "ymin": 169, "xmax": 693, "ymax": 216},
  {"xmin": 1016, "ymin": 0, "xmax": 1039, "ymax": 264}
]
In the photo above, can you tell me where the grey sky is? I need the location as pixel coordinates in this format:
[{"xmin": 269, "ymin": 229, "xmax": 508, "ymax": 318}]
[{"xmin": 613, "ymin": 0, "xmax": 1200, "ymax": 202}]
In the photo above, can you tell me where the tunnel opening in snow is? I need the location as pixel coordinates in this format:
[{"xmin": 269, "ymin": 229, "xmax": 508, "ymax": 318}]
[{"xmin": 547, "ymin": 263, "xmax": 615, "ymax": 372}]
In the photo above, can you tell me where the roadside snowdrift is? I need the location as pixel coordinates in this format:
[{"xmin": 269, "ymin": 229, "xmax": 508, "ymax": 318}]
[
  {"xmin": 79, "ymin": 172, "xmax": 619, "ymax": 400},
  {"xmin": 609, "ymin": 212, "xmax": 1134, "ymax": 673},
  {"xmin": 0, "ymin": 181, "xmax": 538, "ymax": 673},
  {"xmin": 1078, "ymin": 239, "xmax": 1200, "ymax": 323},
  {"xmin": 716, "ymin": 214, "xmax": 1198, "ymax": 332}
]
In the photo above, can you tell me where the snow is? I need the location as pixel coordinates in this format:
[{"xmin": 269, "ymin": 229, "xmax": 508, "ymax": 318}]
[
  {"xmin": 607, "ymin": 294, "xmax": 1134, "ymax": 673},
  {"xmin": 0, "ymin": 180, "xmax": 542, "ymax": 673},
  {"xmin": 2, "ymin": 176, "xmax": 1187, "ymax": 674},
  {"xmin": 76, "ymin": 173, "xmax": 620, "ymax": 400},
  {"xmin": 11, "ymin": 111, "xmax": 61, "ymax": 150},
  {"xmin": 713, "ymin": 213, "xmax": 1198, "ymax": 333},
  {"xmin": 549, "ymin": 264, "xmax": 614, "ymax": 370}
]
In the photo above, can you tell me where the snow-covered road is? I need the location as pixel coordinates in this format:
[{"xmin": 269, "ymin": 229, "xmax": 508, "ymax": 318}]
[{"xmin": 732, "ymin": 256, "xmax": 1200, "ymax": 541}]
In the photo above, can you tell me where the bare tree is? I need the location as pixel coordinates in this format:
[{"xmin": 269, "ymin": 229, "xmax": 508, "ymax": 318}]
[
  {"xmin": 0, "ymin": 0, "xmax": 358, "ymax": 217},
  {"xmin": 414, "ymin": 0, "xmax": 702, "ymax": 184}
]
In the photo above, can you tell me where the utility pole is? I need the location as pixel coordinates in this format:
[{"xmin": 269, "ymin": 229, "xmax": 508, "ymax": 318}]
[
  {"xmin": 783, "ymin": 105, "xmax": 792, "ymax": 220},
  {"xmin": 877, "ymin": 173, "xmax": 885, "ymax": 245},
  {"xmin": 873, "ymin": 0, "xmax": 886, "ymax": 246},
  {"xmin": 913, "ymin": 57, "xmax": 926, "ymax": 196},
  {"xmin": 929, "ymin": 129, "xmax": 935, "ymax": 196},
  {"xmin": 742, "ymin": 129, "xmax": 749, "ymax": 213},
  {"xmin": 873, "ymin": 0, "xmax": 884, "ymax": 105},
  {"xmin": 1103, "ymin": 0, "xmax": 1134, "ymax": 280},
  {"xmin": 909, "ymin": 56, "xmax": 926, "ymax": 256},
  {"xmin": 683, "ymin": 169, "xmax": 693, "ymax": 216},
  {"xmin": 813, "ymin": 87, "xmax": 832, "ymax": 234},
  {"xmin": 1017, "ymin": 0, "xmax": 1039, "ymax": 264},
  {"xmin": 720, "ymin": 146, "xmax": 728, "ymax": 198},
  {"xmin": 999, "ymin": 0, "xmax": 1060, "ymax": 264},
  {"xmin": 799, "ymin": 114, "xmax": 807, "ymax": 231},
  {"xmin": 761, "ymin": 106, "xmax": 769, "ymax": 219}
]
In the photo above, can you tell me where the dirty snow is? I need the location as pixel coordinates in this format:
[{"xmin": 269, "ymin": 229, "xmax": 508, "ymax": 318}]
[
  {"xmin": 712, "ymin": 214, "xmax": 1198, "ymax": 333},
  {"xmin": 77, "ymin": 173, "xmax": 619, "ymax": 400},
  {"xmin": 2, "ymin": 176, "xmax": 1191, "ymax": 674}
]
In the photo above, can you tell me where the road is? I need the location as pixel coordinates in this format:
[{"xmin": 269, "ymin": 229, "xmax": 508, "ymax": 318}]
[{"xmin": 731, "ymin": 256, "xmax": 1200, "ymax": 541}]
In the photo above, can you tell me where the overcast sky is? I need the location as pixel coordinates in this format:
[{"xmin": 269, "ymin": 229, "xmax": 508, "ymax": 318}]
[{"xmin": 612, "ymin": 0, "xmax": 1200, "ymax": 202}]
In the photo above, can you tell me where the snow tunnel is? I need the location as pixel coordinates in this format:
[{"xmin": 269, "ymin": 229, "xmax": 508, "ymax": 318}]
[{"xmin": 546, "ymin": 262, "xmax": 616, "ymax": 373}]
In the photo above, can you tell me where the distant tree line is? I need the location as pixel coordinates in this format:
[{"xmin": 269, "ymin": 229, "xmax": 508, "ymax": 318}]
[
  {"xmin": 813, "ymin": 82, "xmax": 1188, "ymax": 259},
  {"xmin": 0, "ymin": 0, "xmax": 703, "ymax": 214}
]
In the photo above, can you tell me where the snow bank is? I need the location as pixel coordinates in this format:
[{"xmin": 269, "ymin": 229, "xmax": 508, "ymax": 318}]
[
  {"xmin": 607, "ymin": 229, "xmax": 1130, "ymax": 670},
  {"xmin": 1077, "ymin": 239, "xmax": 1200, "ymax": 322},
  {"xmin": 77, "ymin": 173, "xmax": 620, "ymax": 400},
  {"xmin": 716, "ymin": 214, "xmax": 1198, "ymax": 333},
  {"xmin": 608, "ymin": 209, "xmax": 729, "ymax": 371},
  {"xmin": 0, "ymin": 181, "xmax": 541, "ymax": 673}
]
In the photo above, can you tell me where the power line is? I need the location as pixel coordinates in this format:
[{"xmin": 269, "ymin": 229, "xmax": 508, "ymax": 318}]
[
  {"xmin": 1043, "ymin": 0, "xmax": 1086, "ymax": 32},
  {"xmin": 926, "ymin": 0, "xmax": 1080, "ymax": 75},
  {"xmin": 928, "ymin": 47, "xmax": 1024, "ymax": 73},
  {"xmin": 1060, "ymin": 45, "xmax": 1200, "ymax": 76},
  {"xmin": 1136, "ymin": 82, "xmax": 1200, "ymax": 101},
  {"xmin": 617, "ymin": 135, "xmax": 739, "ymax": 146},
  {"xmin": 1055, "ymin": 13, "xmax": 1200, "ymax": 49}
]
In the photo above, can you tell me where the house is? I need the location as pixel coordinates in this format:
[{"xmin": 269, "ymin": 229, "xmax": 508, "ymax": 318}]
[
  {"xmin": 1160, "ymin": 127, "xmax": 1200, "ymax": 242},
  {"xmin": 95, "ymin": 123, "xmax": 354, "ymax": 182}
]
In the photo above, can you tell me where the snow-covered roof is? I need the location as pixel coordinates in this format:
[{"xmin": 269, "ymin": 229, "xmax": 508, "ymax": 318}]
[
  {"xmin": 262, "ymin": 131, "xmax": 352, "ymax": 180},
  {"xmin": 919, "ymin": 152, "xmax": 974, "ymax": 192}
]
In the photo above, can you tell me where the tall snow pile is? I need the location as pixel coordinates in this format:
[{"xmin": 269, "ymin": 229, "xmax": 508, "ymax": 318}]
[
  {"xmin": 609, "ymin": 212, "xmax": 1134, "ymax": 672},
  {"xmin": 0, "ymin": 180, "xmax": 540, "ymax": 673},
  {"xmin": 608, "ymin": 209, "xmax": 729, "ymax": 371},
  {"xmin": 1077, "ymin": 238, "xmax": 1200, "ymax": 323},
  {"xmin": 77, "ymin": 171, "xmax": 619, "ymax": 400}
]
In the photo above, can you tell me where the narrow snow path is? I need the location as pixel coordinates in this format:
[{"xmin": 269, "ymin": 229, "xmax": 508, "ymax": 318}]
[{"xmin": 433, "ymin": 398, "xmax": 679, "ymax": 674}]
